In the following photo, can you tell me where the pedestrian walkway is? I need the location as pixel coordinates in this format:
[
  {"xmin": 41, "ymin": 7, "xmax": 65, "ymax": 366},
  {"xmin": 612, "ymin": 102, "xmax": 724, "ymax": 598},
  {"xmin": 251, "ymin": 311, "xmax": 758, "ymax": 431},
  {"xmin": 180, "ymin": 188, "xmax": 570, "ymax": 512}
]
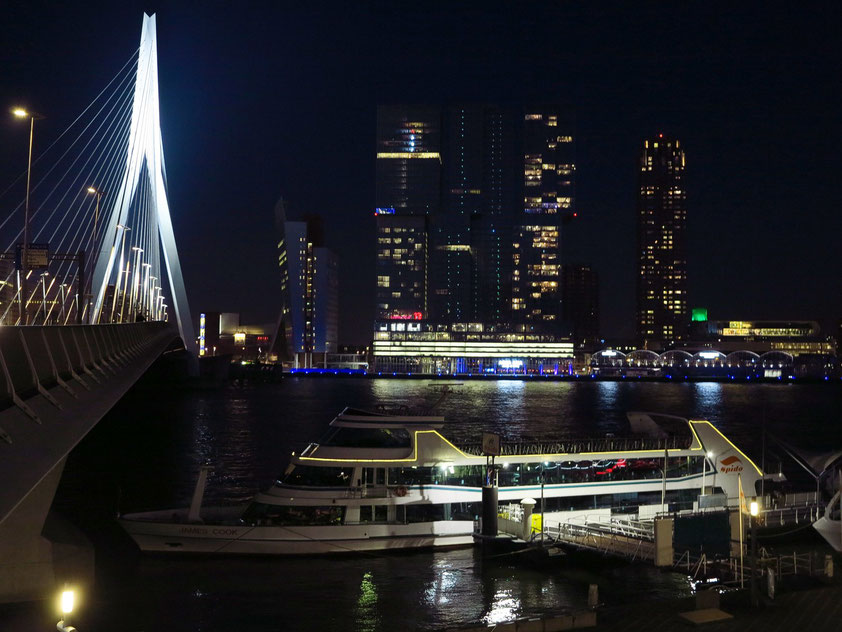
[{"xmin": 590, "ymin": 581, "xmax": 842, "ymax": 632}]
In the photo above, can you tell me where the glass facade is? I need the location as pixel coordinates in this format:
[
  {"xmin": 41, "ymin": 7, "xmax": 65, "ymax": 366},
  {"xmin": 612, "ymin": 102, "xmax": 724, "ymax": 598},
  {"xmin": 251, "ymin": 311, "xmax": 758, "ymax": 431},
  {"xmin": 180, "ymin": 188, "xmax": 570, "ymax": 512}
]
[
  {"xmin": 512, "ymin": 109, "xmax": 576, "ymax": 326},
  {"xmin": 372, "ymin": 320, "xmax": 573, "ymax": 374},
  {"xmin": 636, "ymin": 135, "xmax": 688, "ymax": 345}
]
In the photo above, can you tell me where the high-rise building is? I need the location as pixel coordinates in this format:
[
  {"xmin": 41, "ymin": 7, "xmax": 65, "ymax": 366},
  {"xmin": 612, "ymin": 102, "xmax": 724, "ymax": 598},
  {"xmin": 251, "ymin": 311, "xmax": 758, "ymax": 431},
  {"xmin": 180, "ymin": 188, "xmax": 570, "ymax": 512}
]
[
  {"xmin": 375, "ymin": 212, "xmax": 428, "ymax": 320},
  {"xmin": 561, "ymin": 264, "xmax": 599, "ymax": 345},
  {"xmin": 275, "ymin": 200, "xmax": 339, "ymax": 366},
  {"xmin": 512, "ymin": 108, "xmax": 576, "ymax": 325},
  {"xmin": 374, "ymin": 104, "xmax": 576, "ymax": 331},
  {"xmin": 374, "ymin": 106, "xmax": 441, "ymax": 320},
  {"xmin": 636, "ymin": 134, "xmax": 688, "ymax": 346}
]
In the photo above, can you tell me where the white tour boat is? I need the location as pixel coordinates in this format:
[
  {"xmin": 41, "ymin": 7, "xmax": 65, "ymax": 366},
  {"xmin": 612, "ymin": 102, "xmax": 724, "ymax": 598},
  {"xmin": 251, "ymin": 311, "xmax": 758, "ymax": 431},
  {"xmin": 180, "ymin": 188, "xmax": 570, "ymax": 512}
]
[{"xmin": 119, "ymin": 408, "xmax": 769, "ymax": 555}]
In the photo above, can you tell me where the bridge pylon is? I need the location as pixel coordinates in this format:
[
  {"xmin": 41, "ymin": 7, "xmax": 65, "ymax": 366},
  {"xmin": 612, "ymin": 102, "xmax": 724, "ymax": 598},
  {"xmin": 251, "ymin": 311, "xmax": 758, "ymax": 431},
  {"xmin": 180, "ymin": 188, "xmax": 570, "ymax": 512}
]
[{"xmin": 91, "ymin": 14, "xmax": 195, "ymax": 354}]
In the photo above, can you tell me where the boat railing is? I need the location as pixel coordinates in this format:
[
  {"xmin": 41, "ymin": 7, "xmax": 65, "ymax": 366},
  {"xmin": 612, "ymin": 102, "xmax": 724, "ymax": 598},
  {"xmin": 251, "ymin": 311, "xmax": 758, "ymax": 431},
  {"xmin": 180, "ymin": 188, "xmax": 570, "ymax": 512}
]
[{"xmin": 456, "ymin": 434, "xmax": 691, "ymax": 457}]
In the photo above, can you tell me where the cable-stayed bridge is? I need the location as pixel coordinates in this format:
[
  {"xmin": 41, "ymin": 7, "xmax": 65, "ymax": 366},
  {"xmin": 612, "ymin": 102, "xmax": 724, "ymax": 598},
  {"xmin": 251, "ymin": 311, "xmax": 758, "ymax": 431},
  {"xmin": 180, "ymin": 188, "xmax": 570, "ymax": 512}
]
[{"xmin": 0, "ymin": 14, "xmax": 196, "ymax": 601}]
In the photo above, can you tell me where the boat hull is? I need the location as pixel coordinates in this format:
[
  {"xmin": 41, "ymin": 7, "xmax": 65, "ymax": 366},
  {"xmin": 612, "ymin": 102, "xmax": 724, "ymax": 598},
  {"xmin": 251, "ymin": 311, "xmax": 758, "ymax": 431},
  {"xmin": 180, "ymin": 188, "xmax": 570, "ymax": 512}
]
[{"xmin": 119, "ymin": 511, "xmax": 475, "ymax": 555}]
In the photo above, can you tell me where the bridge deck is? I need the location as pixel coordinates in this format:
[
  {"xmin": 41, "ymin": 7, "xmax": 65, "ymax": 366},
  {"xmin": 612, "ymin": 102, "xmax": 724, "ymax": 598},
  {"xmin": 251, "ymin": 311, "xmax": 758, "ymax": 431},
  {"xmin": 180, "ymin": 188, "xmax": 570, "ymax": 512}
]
[{"xmin": 0, "ymin": 322, "xmax": 180, "ymax": 525}]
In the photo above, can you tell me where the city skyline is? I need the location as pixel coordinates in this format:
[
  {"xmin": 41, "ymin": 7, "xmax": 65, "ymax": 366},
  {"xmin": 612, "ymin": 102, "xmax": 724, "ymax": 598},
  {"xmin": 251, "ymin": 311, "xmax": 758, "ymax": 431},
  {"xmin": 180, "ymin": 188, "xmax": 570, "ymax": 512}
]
[{"xmin": 0, "ymin": 2, "xmax": 839, "ymax": 344}]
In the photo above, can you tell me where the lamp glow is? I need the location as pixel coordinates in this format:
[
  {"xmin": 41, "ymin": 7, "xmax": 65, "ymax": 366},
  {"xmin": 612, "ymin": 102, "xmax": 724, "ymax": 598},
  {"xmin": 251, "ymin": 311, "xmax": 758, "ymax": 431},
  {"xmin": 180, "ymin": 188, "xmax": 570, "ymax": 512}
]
[
  {"xmin": 12, "ymin": 108, "xmax": 28, "ymax": 118},
  {"xmin": 61, "ymin": 589, "xmax": 74, "ymax": 614},
  {"xmin": 749, "ymin": 499, "xmax": 759, "ymax": 517}
]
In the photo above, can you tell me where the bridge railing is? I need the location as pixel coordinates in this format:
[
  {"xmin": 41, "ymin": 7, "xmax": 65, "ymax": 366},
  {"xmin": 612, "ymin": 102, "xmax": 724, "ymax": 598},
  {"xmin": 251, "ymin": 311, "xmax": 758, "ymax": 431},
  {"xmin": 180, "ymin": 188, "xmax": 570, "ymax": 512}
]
[{"xmin": 0, "ymin": 322, "xmax": 174, "ymax": 434}]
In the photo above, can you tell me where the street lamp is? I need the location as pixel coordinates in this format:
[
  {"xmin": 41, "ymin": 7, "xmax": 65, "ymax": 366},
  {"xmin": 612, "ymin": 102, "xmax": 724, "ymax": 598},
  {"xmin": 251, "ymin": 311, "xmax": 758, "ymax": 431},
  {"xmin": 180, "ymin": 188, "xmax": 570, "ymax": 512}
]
[
  {"xmin": 39, "ymin": 272, "xmax": 49, "ymax": 324},
  {"xmin": 141, "ymin": 263, "xmax": 151, "ymax": 318},
  {"xmin": 750, "ymin": 497, "xmax": 760, "ymax": 606},
  {"xmin": 85, "ymin": 186, "xmax": 105, "ymax": 248},
  {"xmin": 129, "ymin": 247, "xmax": 143, "ymax": 320},
  {"xmin": 12, "ymin": 107, "xmax": 43, "ymax": 325},
  {"xmin": 110, "ymin": 225, "xmax": 130, "ymax": 323},
  {"xmin": 57, "ymin": 587, "xmax": 77, "ymax": 631}
]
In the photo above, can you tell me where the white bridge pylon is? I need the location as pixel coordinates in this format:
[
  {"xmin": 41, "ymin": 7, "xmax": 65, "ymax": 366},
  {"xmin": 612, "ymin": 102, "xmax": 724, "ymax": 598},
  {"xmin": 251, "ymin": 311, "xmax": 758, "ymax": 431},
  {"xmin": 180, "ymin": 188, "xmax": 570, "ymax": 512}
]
[{"xmin": 91, "ymin": 13, "xmax": 195, "ymax": 353}]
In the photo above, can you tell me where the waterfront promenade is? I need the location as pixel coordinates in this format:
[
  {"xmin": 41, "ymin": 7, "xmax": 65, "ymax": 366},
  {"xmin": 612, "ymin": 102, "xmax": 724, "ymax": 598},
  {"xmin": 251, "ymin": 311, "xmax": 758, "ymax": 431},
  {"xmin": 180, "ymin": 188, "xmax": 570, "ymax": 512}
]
[{"xmin": 589, "ymin": 581, "xmax": 842, "ymax": 632}]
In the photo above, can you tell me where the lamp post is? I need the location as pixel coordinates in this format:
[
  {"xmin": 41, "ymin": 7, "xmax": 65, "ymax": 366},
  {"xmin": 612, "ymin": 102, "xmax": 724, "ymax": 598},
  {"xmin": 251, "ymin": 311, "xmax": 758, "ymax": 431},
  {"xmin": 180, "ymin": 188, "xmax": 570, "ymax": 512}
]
[
  {"xmin": 110, "ymin": 225, "xmax": 130, "ymax": 323},
  {"xmin": 129, "ymin": 247, "xmax": 143, "ymax": 321},
  {"xmin": 750, "ymin": 497, "xmax": 760, "ymax": 606},
  {"xmin": 60, "ymin": 282, "xmax": 68, "ymax": 324},
  {"xmin": 12, "ymin": 107, "xmax": 43, "ymax": 325},
  {"xmin": 39, "ymin": 272, "xmax": 49, "ymax": 324},
  {"xmin": 57, "ymin": 587, "xmax": 77, "ymax": 631},
  {"xmin": 85, "ymin": 187, "xmax": 104, "ymax": 249},
  {"xmin": 141, "ymin": 263, "xmax": 151, "ymax": 319}
]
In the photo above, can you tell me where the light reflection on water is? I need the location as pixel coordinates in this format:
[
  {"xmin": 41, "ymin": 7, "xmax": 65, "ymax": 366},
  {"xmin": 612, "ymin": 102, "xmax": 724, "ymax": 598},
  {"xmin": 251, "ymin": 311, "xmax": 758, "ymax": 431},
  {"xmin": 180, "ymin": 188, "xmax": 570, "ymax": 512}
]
[{"xmin": 58, "ymin": 378, "xmax": 842, "ymax": 632}]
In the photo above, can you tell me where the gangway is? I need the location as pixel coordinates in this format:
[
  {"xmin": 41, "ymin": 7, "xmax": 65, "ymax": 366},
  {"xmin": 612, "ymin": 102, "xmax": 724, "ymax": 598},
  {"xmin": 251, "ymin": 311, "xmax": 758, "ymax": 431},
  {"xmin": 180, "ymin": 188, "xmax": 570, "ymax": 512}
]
[{"xmin": 542, "ymin": 515, "xmax": 657, "ymax": 562}]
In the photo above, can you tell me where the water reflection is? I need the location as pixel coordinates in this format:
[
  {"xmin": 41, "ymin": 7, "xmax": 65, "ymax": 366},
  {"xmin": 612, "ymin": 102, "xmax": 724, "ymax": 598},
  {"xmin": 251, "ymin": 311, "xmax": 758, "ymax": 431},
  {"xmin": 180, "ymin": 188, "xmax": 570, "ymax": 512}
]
[
  {"xmin": 424, "ymin": 558, "xmax": 459, "ymax": 606},
  {"xmin": 355, "ymin": 571, "xmax": 379, "ymax": 632},
  {"xmin": 483, "ymin": 588, "xmax": 521, "ymax": 624}
]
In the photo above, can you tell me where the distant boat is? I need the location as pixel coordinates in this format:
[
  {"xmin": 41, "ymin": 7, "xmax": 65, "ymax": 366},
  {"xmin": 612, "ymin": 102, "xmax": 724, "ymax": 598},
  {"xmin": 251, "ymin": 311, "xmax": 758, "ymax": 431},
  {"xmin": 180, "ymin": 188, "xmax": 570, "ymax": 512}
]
[{"xmin": 119, "ymin": 409, "xmax": 772, "ymax": 555}]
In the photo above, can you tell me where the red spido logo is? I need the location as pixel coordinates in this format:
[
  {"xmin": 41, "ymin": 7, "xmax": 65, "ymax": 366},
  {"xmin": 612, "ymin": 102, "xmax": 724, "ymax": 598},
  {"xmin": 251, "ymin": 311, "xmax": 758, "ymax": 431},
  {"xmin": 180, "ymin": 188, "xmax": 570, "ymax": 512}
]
[{"xmin": 719, "ymin": 456, "xmax": 743, "ymax": 474}]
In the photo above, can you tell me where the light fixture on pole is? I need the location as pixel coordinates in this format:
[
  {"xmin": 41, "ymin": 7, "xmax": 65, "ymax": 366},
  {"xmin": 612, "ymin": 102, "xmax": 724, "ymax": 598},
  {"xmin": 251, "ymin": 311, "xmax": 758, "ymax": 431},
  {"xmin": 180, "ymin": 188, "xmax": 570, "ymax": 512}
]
[
  {"xmin": 57, "ymin": 586, "xmax": 76, "ymax": 632},
  {"xmin": 12, "ymin": 107, "xmax": 44, "ymax": 325},
  {"xmin": 750, "ymin": 497, "xmax": 760, "ymax": 606},
  {"xmin": 39, "ymin": 272, "xmax": 49, "ymax": 324},
  {"xmin": 154, "ymin": 287, "xmax": 163, "ymax": 320},
  {"xmin": 86, "ymin": 186, "xmax": 105, "ymax": 248},
  {"xmin": 141, "ymin": 263, "xmax": 152, "ymax": 318},
  {"xmin": 110, "ymin": 225, "xmax": 130, "ymax": 323},
  {"xmin": 60, "ymin": 282, "xmax": 68, "ymax": 324},
  {"xmin": 130, "ymin": 247, "xmax": 143, "ymax": 321}
]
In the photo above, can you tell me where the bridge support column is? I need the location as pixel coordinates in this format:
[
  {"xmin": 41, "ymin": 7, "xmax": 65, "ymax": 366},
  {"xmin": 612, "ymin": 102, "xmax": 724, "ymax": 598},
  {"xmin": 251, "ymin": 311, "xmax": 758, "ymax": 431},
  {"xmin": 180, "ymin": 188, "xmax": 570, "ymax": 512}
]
[{"xmin": 0, "ymin": 458, "xmax": 94, "ymax": 603}]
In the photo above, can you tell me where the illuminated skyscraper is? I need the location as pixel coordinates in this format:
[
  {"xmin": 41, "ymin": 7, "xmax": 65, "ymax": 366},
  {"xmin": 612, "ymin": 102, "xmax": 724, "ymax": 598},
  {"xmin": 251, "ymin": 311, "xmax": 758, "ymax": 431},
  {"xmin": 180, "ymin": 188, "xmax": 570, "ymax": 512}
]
[
  {"xmin": 374, "ymin": 105, "xmax": 575, "ymax": 330},
  {"xmin": 275, "ymin": 200, "xmax": 338, "ymax": 366},
  {"xmin": 512, "ymin": 108, "xmax": 576, "ymax": 325},
  {"xmin": 374, "ymin": 106, "xmax": 440, "ymax": 319},
  {"xmin": 636, "ymin": 134, "xmax": 688, "ymax": 346}
]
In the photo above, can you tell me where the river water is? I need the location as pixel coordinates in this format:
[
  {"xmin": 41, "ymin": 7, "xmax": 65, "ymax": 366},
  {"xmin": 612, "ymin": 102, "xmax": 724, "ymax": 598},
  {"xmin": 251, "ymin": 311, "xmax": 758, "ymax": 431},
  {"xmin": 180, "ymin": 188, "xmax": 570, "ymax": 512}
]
[{"xmin": 44, "ymin": 378, "xmax": 842, "ymax": 630}]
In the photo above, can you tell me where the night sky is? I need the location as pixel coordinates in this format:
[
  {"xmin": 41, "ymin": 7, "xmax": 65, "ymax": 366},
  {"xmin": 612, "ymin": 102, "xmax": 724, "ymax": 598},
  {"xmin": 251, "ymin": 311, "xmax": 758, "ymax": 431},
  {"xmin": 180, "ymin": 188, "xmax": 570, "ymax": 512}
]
[{"xmin": 1, "ymin": 1, "xmax": 839, "ymax": 344}]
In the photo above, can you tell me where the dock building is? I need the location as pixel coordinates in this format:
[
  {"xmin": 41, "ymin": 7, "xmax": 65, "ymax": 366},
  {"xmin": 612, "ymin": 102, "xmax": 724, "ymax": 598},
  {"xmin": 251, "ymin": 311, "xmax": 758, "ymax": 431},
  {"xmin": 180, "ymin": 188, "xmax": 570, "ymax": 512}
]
[{"xmin": 371, "ymin": 320, "xmax": 573, "ymax": 375}]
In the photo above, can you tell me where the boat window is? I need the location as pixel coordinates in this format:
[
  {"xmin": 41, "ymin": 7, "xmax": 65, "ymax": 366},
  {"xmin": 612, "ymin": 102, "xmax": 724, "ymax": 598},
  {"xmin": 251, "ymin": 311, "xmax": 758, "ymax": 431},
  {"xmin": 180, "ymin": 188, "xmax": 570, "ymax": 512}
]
[
  {"xmin": 282, "ymin": 465, "xmax": 353, "ymax": 487},
  {"xmin": 321, "ymin": 427, "xmax": 411, "ymax": 448},
  {"xmin": 389, "ymin": 465, "xmax": 484, "ymax": 487},
  {"xmin": 406, "ymin": 504, "xmax": 446, "ymax": 523},
  {"xmin": 497, "ymin": 456, "xmax": 703, "ymax": 487},
  {"xmin": 241, "ymin": 503, "xmax": 345, "ymax": 526},
  {"xmin": 358, "ymin": 505, "xmax": 388, "ymax": 523}
]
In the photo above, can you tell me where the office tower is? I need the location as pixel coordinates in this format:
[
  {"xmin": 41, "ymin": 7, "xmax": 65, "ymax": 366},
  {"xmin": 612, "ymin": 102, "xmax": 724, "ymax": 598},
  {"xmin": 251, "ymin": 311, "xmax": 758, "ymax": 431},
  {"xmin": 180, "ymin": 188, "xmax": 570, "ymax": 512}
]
[
  {"xmin": 375, "ymin": 212, "xmax": 428, "ymax": 320},
  {"xmin": 275, "ymin": 200, "xmax": 338, "ymax": 366},
  {"xmin": 429, "ymin": 106, "xmax": 482, "ymax": 321},
  {"xmin": 636, "ymin": 134, "xmax": 688, "ymax": 345},
  {"xmin": 374, "ymin": 104, "xmax": 575, "ymax": 329},
  {"xmin": 512, "ymin": 108, "xmax": 576, "ymax": 326},
  {"xmin": 374, "ymin": 106, "xmax": 440, "ymax": 319},
  {"xmin": 561, "ymin": 264, "xmax": 599, "ymax": 345}
]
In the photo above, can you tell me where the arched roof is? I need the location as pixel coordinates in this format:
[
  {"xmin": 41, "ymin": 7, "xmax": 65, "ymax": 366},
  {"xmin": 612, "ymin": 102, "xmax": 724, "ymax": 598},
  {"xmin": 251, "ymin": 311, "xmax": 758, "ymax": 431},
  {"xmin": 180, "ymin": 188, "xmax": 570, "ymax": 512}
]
[
  {"xmin": 660, "ymin": 350, "xmax": 693, "ymax": 365},
  {"xmin": 626, "ymin": 350, "xmax": 660, "ymax": 365},
  {"xmin": 725, "ymin": 350, "xmax": 760, "ymax": 367},
  {"xmin": 759, "ymin": 351, "xmax": 794, "ymax": 366},
  {"xmin": 693, "ymin": 351, "xmax": 726, "ymax": 365}
]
